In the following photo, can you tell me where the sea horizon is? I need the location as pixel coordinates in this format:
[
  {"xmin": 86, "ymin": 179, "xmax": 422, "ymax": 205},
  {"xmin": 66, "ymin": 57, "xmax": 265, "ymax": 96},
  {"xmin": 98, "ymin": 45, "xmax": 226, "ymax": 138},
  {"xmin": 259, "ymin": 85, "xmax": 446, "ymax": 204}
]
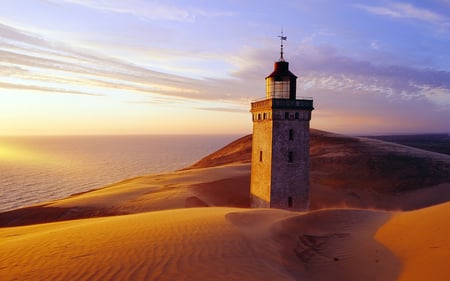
[
  {"xmin": 0, "ymin": 134, "xmax": 241, "ymax": 212},
  {"xmin": 1, "ymin": 130, "xmax": 449, "ymax": 137}
]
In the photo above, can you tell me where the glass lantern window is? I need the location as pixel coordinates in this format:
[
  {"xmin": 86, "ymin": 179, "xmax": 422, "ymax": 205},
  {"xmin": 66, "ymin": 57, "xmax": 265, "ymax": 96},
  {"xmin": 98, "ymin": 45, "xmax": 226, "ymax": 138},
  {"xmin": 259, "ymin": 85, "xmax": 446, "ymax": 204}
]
[{"xmin": 266, "ymin": 78, "xmax": 290, "ymax": 98}]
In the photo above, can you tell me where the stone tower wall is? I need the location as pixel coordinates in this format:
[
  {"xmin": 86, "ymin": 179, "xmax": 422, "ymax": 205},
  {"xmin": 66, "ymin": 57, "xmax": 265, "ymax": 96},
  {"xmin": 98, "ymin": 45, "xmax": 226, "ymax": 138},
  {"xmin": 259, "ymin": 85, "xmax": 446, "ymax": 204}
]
[
  {"xmin": 250, "ymin": 99, "xmax": 312, "ymax": 210},
  {"xmin": 250, "ymin": 110, "xmax": 273, "ymax": 208},
  {"xmin": 270, "ymin": 109, "xmax": 310, "ymax": 210}
]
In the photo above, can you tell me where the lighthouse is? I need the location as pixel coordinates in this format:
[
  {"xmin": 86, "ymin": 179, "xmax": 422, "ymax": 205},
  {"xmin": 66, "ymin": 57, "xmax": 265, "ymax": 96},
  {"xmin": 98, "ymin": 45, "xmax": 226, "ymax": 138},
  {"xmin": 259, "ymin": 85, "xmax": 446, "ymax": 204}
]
[{"xmin": 250, "ymin": 33, "xmax": 314, "ymax": 210}]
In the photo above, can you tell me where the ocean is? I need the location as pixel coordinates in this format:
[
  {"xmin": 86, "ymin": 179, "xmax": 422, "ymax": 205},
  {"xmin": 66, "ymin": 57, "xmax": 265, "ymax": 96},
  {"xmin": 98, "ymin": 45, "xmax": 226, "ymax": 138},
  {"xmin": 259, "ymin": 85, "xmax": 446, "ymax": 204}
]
[{"xmin": 0, "ymin": 135, "xmax": 240, "ymax": 212}]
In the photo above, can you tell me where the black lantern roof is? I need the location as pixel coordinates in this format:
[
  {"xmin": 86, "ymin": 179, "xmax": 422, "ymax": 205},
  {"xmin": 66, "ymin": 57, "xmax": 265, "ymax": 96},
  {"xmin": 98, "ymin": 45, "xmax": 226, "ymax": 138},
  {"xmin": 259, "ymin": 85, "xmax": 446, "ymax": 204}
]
[{"xmin": 265, "ymin": 61, "xmax": 297, "ymax": 80}]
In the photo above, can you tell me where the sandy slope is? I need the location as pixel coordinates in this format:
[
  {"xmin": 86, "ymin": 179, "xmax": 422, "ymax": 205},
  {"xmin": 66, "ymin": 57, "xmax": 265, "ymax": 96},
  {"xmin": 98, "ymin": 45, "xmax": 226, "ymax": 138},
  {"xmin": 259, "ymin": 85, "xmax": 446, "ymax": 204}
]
[
  {"xmin": 2, "ymin": 129, "xmax": 449, "ymax": 226},
  {"xmin": 1, "ymin": 206, "xmax": 401, "ymax": 281},
  {"xmin": 188, "ymin": 129, "xmax": 450, "ymax": 210},
  {"xmin": 1, "ymin": 130, "xmax": 449, "ymax": 281},
  {"xmin": 376, "ymin": 202, "xmax": 450, "ymax": 281},
  {"xmin": 0, "ymin": 208, "xmax": 292, "ymax": 281},
  {"xmin": 4, "ymin": 203, "xmax": 448, "ymax": 281},
  {"xmin": 0, "ymin": 164, "xmax": 250, "ymax": 227},
  {"xmin": 228, "ymin": 208, "xmax": 400, "ymax": 281}
]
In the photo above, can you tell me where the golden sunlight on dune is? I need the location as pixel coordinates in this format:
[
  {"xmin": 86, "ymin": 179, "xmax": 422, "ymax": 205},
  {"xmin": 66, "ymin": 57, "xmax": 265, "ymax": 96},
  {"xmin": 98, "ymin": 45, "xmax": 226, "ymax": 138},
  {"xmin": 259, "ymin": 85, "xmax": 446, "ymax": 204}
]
[
  {"xmin": 1, "ymin": 131, "xmax": 449, "ymax": 281},
  {"xmin": 0, "ymin": 208, "xmax": 295, "ymax": 281},
  {"xmin": 0, "ymin": 206, "xmax": 404, "ymax": 281},
  {"xmin": 376, "ymin": 202, "xmax": 450, "ymax": 281}
]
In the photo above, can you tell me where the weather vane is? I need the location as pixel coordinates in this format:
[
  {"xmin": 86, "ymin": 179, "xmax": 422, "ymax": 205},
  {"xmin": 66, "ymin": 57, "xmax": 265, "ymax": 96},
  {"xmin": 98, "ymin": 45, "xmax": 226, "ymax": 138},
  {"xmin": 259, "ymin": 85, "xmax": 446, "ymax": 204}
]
[{"xmin": 278, "ymin": 28, "xmax": 287, "ymax": 61}]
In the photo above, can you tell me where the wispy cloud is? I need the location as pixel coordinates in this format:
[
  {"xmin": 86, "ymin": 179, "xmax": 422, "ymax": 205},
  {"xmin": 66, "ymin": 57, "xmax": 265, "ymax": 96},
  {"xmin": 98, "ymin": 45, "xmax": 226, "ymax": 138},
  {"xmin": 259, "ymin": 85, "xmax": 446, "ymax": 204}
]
[
  {"xmin": 3, "ymin": 19, "xmax": 449, "ymax": 105},
  {"xmin": 2, "ymin": 18, "xmax": 449, "ymax": 134},
  {"xmin": 370, "ymin": 40, "xmax": 381, "ymax": 50},
  {"xmin": 269, "ymin": 42, "xmax": 450, "ymax": 133},
  {"xmin": 195, "ymin": 107, "xmax": 248, "ymax": 113},
  {"xmin": 355, "ymin": 2, "xmax": 450, "ymax": 26},
  {"xmin": 0, "ymin": 22, "xmax": 226, "ymax": 100},
  {"xmin": 53, "ymin": 0, "xmax": 234, "ymax": 22},
  {"xmin": 199, "ymin": 39, "xmax": 450, "ymax": 132},
  {"xmin": 0, "ymin": 81, "xmax": 100, "ymax": 96},
  {"xmin": 294, "ymin": 45, "xmax": 450, "ymax": 103}
]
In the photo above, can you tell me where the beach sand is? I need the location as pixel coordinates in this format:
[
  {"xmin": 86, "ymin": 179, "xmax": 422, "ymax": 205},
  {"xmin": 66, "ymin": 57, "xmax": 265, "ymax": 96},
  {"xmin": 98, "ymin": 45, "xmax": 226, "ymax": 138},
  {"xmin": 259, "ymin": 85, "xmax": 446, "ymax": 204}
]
[{"xmin": 1, "ymin": 130, "xmax": 449, "ymax": 280}]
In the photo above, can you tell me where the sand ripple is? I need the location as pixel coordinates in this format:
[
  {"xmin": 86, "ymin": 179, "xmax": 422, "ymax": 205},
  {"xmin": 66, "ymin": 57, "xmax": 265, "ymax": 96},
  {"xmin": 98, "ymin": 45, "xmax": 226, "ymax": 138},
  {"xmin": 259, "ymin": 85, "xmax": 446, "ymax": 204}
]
[{"xmin": 0, "ymin": 208, "xmax": 292, "ymax": 281}]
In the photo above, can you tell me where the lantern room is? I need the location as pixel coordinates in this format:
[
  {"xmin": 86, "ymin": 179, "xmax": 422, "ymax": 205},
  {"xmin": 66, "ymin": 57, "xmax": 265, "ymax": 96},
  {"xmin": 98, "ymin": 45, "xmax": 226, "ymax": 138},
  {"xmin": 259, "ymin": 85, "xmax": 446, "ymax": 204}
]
[
  {"xmin": 265, "ymin": 60, "xmax": 297, "ymax": 99},
  {"xmin": 265, "ymin": 31, "xmax": 297, "ymax": 100}
]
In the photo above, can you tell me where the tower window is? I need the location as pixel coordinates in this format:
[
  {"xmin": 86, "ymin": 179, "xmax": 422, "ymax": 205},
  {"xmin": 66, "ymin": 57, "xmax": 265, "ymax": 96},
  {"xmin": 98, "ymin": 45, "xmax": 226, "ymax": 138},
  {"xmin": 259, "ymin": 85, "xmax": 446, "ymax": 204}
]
[
  {"xmin": 263, "ymin": 112, "xmax": 266, "ymax": 119},
  {"xmin": 289, "ymin": 129, "xmax": 294, "ymax": 141},
  {"xmin": 288, "ymin": 151, "xmax": 293, "ymax": 163},
  {"xmin": 285, "ymin": 112, "xmax": 289, "ymax": 120},
  {"xmin": 258, "ymin": 113, "xmax": 261, "ymax": 120},
  {"xmin": 288, "ymin": 197, "xmax": 293, "ymax": 208},
  {"xmin": 259, "ymin": 150, "xmax": 263, "ymax": 162},
  {"xmin": 295, "ymin": 112, "xmax": 299, "ymax": 119}
]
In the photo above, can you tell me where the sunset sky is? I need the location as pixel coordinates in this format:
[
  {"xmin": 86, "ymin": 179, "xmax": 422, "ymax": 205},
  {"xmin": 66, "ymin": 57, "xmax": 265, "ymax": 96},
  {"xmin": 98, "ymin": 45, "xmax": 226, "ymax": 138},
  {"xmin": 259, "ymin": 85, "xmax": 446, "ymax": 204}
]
[{"xmin": 1, "ymin": 0, "xmax": 449, "ymax": 135}]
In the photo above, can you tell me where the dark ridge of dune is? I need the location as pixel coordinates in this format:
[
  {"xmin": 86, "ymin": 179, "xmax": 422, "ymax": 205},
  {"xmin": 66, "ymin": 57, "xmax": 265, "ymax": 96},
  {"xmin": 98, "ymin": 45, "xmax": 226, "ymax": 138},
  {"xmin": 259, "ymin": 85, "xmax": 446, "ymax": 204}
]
[
  {"xmin": 365, "ymin": 133, "xmax": 450, "ymax": 155},
  {"xmin": 186, "ymin": 130, "xmax": 450, "ymax": 193},
  {"xmin": 309, "ymin": 129, "xmax": 450, "ymax": 192},
  {"xmin": 0, "ymin": 204, "xmax": 117, "ymax": 227},
  {"xmin": 185, "ymin": 134, "xmax": 252, "ymax": 169}
]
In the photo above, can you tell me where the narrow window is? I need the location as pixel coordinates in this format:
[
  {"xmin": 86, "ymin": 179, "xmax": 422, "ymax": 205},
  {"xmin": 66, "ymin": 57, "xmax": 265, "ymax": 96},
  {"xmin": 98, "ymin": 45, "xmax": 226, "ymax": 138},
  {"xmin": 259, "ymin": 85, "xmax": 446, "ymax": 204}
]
[
  {"xmin": 263, "ymin": 112, "xmax": 266, "ymax": 120},
  {"xmin": 285, "ymin": 112, "xmax": 289, "ymax": 120},
  {"xmin": 259, "ymin": 150, "xmax": 263, "ymax": 162},
  {"xmin": 288, "ymin": 151, "xmax": 293, "ymax": 163},
  {"xmin": 295, "ymin": 112, "xmax": 299, "ymax": 119},
  {"xmin": 258, "ymin": 113, "xmax": 261, "ymax": 120},
  {"xmin": 288, "ymin": 197, "xmax": 293, "ymax": 208},
  {"xmin": 289, "ymin": 129, "xmax": 294, "ymax": 141}
]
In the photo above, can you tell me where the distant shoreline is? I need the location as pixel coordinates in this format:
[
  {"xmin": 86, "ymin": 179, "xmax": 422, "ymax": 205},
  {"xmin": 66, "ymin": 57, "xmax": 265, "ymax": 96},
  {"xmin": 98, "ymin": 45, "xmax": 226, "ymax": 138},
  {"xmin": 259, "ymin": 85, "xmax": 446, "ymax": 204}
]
[{"xmin": 363, "ymin": 133, "xmax": 450, "ymax": 155}]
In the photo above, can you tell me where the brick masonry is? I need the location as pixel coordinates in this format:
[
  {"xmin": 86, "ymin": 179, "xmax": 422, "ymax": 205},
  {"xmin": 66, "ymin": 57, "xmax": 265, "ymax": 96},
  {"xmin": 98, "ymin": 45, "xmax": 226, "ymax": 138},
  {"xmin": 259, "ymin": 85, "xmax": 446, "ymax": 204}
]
[{"xmin": 250, "ymin": 98, "xmax": 313, "ymax": 210}]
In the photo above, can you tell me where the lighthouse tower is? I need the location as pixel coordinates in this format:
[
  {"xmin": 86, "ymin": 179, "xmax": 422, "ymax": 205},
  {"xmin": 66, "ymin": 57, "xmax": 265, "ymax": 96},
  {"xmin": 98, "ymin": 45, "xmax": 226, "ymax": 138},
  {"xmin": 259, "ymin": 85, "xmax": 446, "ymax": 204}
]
[{"xmin": 250, "ymin": 33, "xmax": 314, "ymax": 210}]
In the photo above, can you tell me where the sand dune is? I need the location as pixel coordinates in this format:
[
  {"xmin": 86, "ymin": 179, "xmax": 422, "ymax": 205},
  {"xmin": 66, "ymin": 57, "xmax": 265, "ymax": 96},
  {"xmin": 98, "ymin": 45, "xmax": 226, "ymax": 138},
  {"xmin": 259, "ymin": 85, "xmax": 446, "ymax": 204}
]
[
  {"xmin": 309, "ymin": 130, "xmax": 450, "ymax": 210},
  {"xmin": 188, "ymin": 129, "xmax": 450, "ymax": 210},
  {"xmin": 3, "ymin": 203, "xmax": 449, "ymax": 281},
  {"xmin": 2, "ymin": 129, "xmax": 449, "ymax": 227},
  {"xmin": 227, "ymin": 208, "xmax": 400, "ymax": 281},
  {"xmin": 1, "ymin": 130, "xmax": 449, "ymax": 280},
  {"xmin": 0, "ymin": 164, "xmax": 250, "ymax": 227},
  {"xmin": 0, "ymin": 207, "xmax": 393, "ymax": 281},
  {"xmin": 0, "ymin": 208, "xmax": 294, "ymax": 281},
  {"xmin": 186, "ymin": 134, "xmax": 252, "ymax": 169},
  {"xmin": 376, "ymin": 202, "xmax": 450, "ymax": 281}
]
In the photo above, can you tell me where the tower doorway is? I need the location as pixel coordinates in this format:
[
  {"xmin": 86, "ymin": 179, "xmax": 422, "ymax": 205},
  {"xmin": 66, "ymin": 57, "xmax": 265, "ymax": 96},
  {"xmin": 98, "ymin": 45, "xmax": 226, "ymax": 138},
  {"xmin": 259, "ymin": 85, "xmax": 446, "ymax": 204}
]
[{"xmin": 288, "ymin": 197, "xmax": 293, "ymax": 208}]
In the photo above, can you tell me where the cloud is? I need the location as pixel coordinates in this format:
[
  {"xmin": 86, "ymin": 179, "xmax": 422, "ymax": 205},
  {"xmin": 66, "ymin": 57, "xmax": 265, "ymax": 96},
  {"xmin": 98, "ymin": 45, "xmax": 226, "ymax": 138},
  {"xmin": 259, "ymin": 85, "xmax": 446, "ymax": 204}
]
[
  {"xmin": 0, "ymin": 22, "xmax": 229, "ymax": 101},
  {"xmin": 208, "ymin": 41, "xmax": 450, "ymax": 131},
  {"xmin": 53, "ymin": 0, "xmax": 234, "ymax": 22},
  {"xmin": 202, "ymin": 39, "xmax": 449, "ymax": 132},
  {"xmin": 0, "ymin": 81, "xmax": 100, "ymax": 96},
  {"xmin": 370, "ymin": 40, "xmax": 381, "ymax": 50},
  {"xmin": 268, "ymin": 42, "xmax": 450, "ymax": 133},
  {"xmin": 414, "ymin": 85, "xmax": 450, "ymax": 109},
  {"xmin": 1, "ymin": 20, "xmax": 449, "ymax": 134},
  {"xmin": 355, "ymin": 2, "xmax": 450, "ymax": 26},
  {"xmin": 293, "ymin": 43, "xmax": 450, "ymax": 89},
  {"xmin": 195, "ymin": 106, "xmax": 248, "ymax": 113}
]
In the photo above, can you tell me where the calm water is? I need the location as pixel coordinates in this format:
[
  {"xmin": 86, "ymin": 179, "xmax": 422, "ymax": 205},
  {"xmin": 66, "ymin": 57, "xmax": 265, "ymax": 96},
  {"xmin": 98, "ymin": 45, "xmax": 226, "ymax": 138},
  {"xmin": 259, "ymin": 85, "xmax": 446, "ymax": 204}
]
[{"xmin": 0, "ymin": 135, "xmax": 239, "ymax": 212}]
